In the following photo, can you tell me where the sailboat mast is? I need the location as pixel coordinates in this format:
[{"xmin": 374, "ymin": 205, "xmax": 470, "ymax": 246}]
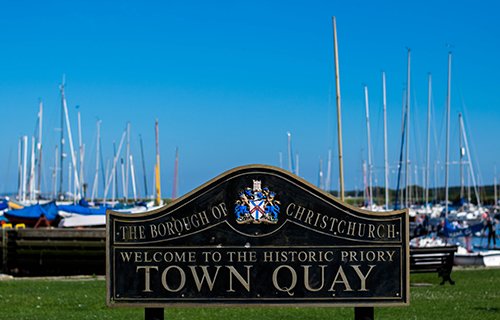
[
  {"xmin": 91, "ymin": 120, "xmax": 101, "ymax": 203},
  {"xmin": 445, "ymin": 52, "xmax": 452, "ymax": 217},
  {"xmin": 362, "ymin": 160, "xmax": 368, "ymax": 205},
  {"xmin": 494, "ymin": 165, "xmax": 498, "ymax": 207},
  {"xmin": 125, "ymin": 122, "xmax": 131, "ymax": 201},
  {"xmin": 295, "ymin": 153, "xmax": 300, "ymax": 176},
  {"xmin": 332, "ymin": 16, "xmax": 345, "ymax": 201},
  {"xmin": 59, "ymin": 76, "xmax": 65, "ymax": 198},
  {"xmin": 287, "ymin": 132, "xmax": 294, "ymax": 173},
  {"xmin": 130, "ymin": 155, "xmax": 137, "ymax": 202},
  {"xmin": 77, "ymin": 106, "xmax": 85, "ymax": 198},
  {"xmin": 103, "ymin": 130, "xmax": 127, "ymax": 200},
  {"xmin": 405, "ymin": 48, "xmax": 411, "ymax": 208},
  {"xmin": 172, "ymin": 147, "xmax": 179, "ymax": 199},
  {"xmin": 318, "ymin": 158, "xmax": 324, "ymax": 189},
  {"xmin": 68, "ymin": 162, "xmax": 72, "ymax": 200},
  {"xmin": 425, "ymin": 73, "xmax": 432, "ymax": 208},
  {"xmin": 382, "ymin": 72, "xmax": 389, "ymax": 209},
  {"xmin": 29, "ymin": 136, "xmax": 36, "ymax": 201},
  {"xmin": 113, "ymin": 141, "xmax": 118, "ymax": 200},
  {"xmin": 394, "ymin": 89, "xmax": 407, "ymax": 209},
  {"xmin": 326, "ymin": 149, "xmax": 332, "ymax": 192},
  {"xmin": 459, "ymin": 113, "xmax": 465, "ymax": 200},
  {"xmin": 53, "ymin": 145, "xmax": 58, "ymax": 199},
  {"xmin": 21, "ymin": 135, "xmax": 28, "ymax": 203},
  {"xmin": 37, "ymin": 99, "xmax": 43, "ymax": 199},
  {"xmin": 139, "ymin": 134, "xmax": 148, "ymax": 198},
  {"xmin": 364, "ymin": 85, "xmax": 373, "ymax": 206},
  {"xmin": 121, "ymin": 158, "xmax": 126, "ymax": 200},
  {"xmin": 17, "ymin": 138, "xmax": 22, "ymax": 201},
  {"xmin": 62, "ymin": 88, "xmax": 81, "ymax": 199},
  {"xmin": 155, "ymin": 120, "xmax": 161, "ymax": 205}
]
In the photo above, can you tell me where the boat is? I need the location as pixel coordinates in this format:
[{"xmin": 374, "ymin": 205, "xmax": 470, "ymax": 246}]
[
  {"xmin": 58, "ymin": 213, "xmax": 106, "ymax": 227},
  {"xmin": 454, "ymin": 246, "xmax": 500, "ymax": 267},
  {"xmin": 57, "ymin": 200, "xmax": 161, "ymax": 227},
  {"xmin": 3, "ymin": 201, "xmax": 59, "ymax": 227}
]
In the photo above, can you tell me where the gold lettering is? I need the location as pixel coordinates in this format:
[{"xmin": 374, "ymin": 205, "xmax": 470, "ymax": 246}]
[
  {"xmin": 320, "ymin": 215, "xmax": 329, "ymax": 229},
  {"xmin": 161, "ymin": 265, "xmax": 186, "ymax": 292},
  {"xmin": 324, "ymin": 251, "xmax": 335, "ymax": 262},
  {"xmin": 368, "ymin": 224, "xmax": 375, "ymax": 238},
  {"xmin": 303, "ymin": 265, "xmax": 326, "ymax": 292},
  {"xmin": 295, "ymin": 206, "xmax": 306, "ymax": 220},
  {"xmin": 139, "ymin": 225, "xmax": 146, "ymax": 239},
  {"xmin": 166, "ymin": 221, "xmax": 175, "ymax": 235},
  {"xmin": 341, "ymin": 251, "xmax": 349, "ymax": 262},
  {"xmin": 189, "ymin": 266, "xmax": 221, "ymax": 292},
  {"xmin": 313, "ymin": 212, "xmax": 321, "ymax": 227},
  {"xmin": 329, "ymin": 266, "xmax": 352, "ymax": 292},
  {"xmin": 387, "ymin": 250, "xmax": 395, "ymax": 261},
  {"xmin": 149, "ymin": 224, "xmax": 158, "ymax": 238},
  {"xmin": 227, "ymin": 266, "xmax": 252, "ymax": 292},
  {"xmin": 218, "ymin": 202, "xmax": 228, "ymax": 217},
  {"xmin": 153, "ymin": 252, "xmax": 163, "ymax": 262},
  {"xmin": 272, "ymin": 265, "xmax": 297, "ymax": 296},
  {"xmin": 337, "ymin": 220, "xmax": 346, "ymax": 233},
  {"xmin": 377, "ymin": 251, "xmax": 386, "ymax": 261},
  {"xmin": 263, "ymin": 251, "xmax": 273, "ymax": 262},
  {"xmin": 119, "ymin": 251, "xmax": 133, "ymax": 262},
  {"xmin": 387, "ymin": 224, "xmax": 396, "ymax": 239},
  {"xmin": 136, "ymin": 265, "xmax": 158, "ymax": 292},
  {"xmin": 134, "ymin": 251, "xmax": 143, "ymax": 262},
  {"xmin": 347, "ymin": 221, "xmax": 356, "ymax": 236},
  {"xmin": 199, "ymin": 210, "xmax": 210, "ymax": 225},
  {"xmin": 304, "ymin": 210, "xmax": 315, "ymax": 224},
  {"xmin": 351, "ymin": 265, "xmax": 375, "ymax": 291},
  {"xmin": 357, "ymin": 223, "xmax": 366, "ymax": 237},
  {"xmin": 329, "ymin": 217, "xmax": 339, "ymax": 232},
  {"xmin": 377, "ymin": 225, "xmax": 385, "ymax": 238}
]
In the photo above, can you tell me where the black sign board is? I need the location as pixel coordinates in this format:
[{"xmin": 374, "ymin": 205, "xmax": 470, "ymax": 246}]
[{"xmin": 106, "ymin": 165, "xmax": 409, "ymax": 307}]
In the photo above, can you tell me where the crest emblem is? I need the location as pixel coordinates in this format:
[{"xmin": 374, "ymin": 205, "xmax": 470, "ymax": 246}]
[{"xmin": 235, "ymin": 180, "xmax": 280, "ymax": 224}]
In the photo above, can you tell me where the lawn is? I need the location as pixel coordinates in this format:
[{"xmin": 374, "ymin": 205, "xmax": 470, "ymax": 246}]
[{"xmin": 0, "ymin": 268, "xmax": 499, "ymax": 320}]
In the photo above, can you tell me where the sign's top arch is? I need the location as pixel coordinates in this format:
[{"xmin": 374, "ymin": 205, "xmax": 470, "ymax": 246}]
[{"xmin": 108, "ymin": 164, "xmax": 407, "ymax": 244}]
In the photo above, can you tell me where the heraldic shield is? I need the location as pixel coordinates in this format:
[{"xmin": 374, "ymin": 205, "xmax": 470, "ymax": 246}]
[{"xmin": 235, "ymin": 180, "xmax": 280, "ymax": 224}]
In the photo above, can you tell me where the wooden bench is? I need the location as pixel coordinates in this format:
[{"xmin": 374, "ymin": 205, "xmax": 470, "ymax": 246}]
[{"xmin": 410, "ymin": 245, "xmax": 457, "ymax": 285}]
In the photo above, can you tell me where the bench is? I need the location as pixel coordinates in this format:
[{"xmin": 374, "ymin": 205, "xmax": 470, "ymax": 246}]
[
  {"xmin": 2, "ymin": 228, "xmax": 105, "ymax": 276},
  {"xmin": 410, "ymin": 245, "xmax": 458, "ymax": 285}
]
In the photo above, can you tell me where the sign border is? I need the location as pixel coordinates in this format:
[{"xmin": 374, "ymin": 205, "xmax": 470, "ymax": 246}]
[{"xmin": 106, "ymin": 164, "xmax": 409, "ymax": 308}]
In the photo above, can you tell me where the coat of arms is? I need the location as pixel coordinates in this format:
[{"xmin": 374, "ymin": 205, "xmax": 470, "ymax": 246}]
[{"xmin": 235, "ymin": 180, "xmax": 280, "ymax": 224}]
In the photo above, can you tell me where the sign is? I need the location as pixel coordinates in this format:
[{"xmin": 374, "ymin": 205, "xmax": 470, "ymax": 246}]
[{"xmin": 106, "ymin": 165, "xmax": 409, "ymax": 307}]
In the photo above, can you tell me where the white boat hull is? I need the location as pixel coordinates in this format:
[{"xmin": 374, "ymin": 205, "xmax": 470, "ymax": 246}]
[
  {"xmin": 454, "ymin": 251, "xmax": 500, "ymax": 267},
  {"xmin": 58, "ymin": 214, "xmax": 105, "ymax": 227}
]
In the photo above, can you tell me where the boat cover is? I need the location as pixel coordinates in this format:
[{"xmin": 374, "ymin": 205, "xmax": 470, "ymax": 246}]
[
  {"xmin": 4, "ymin": 201, "xmax": 59, "ymax": 221},
  {"xmin": 442, "ymin": 219, "xmax": 484, "ymax": 238}
]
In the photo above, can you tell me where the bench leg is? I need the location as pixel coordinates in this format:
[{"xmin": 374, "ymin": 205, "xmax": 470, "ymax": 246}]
[{"xmin": 439, "ymin": 269, "xmax": 455, "ymax": 285}]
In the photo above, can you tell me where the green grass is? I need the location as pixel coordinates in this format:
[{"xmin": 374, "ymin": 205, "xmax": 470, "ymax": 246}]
[{"xmin": 0, "ymin": 268, "xmax": 499, "ymax": 320}]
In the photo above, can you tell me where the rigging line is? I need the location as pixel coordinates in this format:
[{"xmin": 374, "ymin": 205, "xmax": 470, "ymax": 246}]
[
  {"xmin": 458, "ymin": 89, "xmax": 483, "ymax": 188},
  {"xmin": 394, "ymin": 106, "xmax": 407, "ymax": 210}
]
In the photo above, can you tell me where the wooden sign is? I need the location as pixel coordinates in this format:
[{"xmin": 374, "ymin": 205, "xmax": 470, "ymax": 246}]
[{"xmin": 106, "ymin": 165, "xmax": 409, "ymax": 307}]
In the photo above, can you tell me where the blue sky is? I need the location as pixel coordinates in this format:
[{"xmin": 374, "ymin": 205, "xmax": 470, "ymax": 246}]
[{"xmin": 0, "ymin": 0, "xmax": 499, "ymax": 198}]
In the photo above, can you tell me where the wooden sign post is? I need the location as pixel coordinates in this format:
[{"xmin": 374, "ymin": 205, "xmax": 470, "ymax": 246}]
[{"xmin": 106, "ymin": 165, "xmax": 409, "ymax": 319}]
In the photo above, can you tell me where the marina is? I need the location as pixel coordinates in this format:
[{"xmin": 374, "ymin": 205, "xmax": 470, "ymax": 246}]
[{"xmin": 1, "ymin": 1, "xmax": 499, "ymax": 319}]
